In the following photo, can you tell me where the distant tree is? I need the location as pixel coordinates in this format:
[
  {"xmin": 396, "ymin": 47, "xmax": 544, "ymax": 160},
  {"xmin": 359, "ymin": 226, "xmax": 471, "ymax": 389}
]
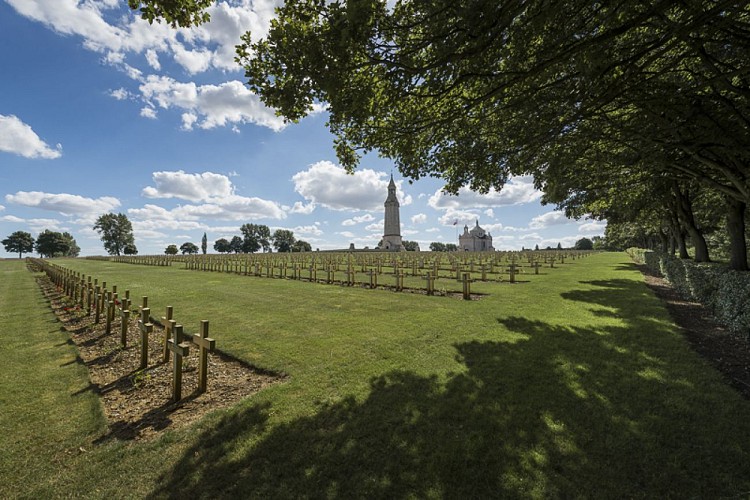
[
  {"xmin": 445, "ymin": 243, "xmax": 458, "ymax": 252},
  {"xmin": 574, "ymin": 237, "xmax": 594, "ymax": 250},
  {"xmin": 35, "ymin": 230, "xmax": 70, "ymax": 258},
  {"xmin": 557, "ymin": 242, "xmax": 563, "ymax": 250},
  {"xmin": 229, "ymin": 235, "xmax": 244, "ymax": 253},
  {"xmin": 534, "ymin": 244, "xmax": 540, "ymax": 251},
  {"xmin": 123, "ymin": 243, "xmax": 138, "ymax": 255},
  {"xmin": 201, "ymin": 232, "xmax": 208, "ymax": 254},
  {"xmin": 93, "ymin": 213, "xmax": 135, "ymax": 256},
  {"xmin": 165, "ymin": 244, "xmax": 179, "ymax": 255},
  {"xmin": 429, "ymin": 242, "xmax": 446, "ymax": 252},
  {"xmin": 60, "ymin": 232, "xmax": 80, "ymax": 257},
  {"xmin": 272, "ymin": 229, "xmax": 296, "ymax": 252},
  {"xmin": 240, "ymin": 224, "xmax": 270, "ymax": 253},
  {"xmin": 402, "ymin": 240, "xmax": 420, "ymax": 251},
  {"xmin": 591, "ymin": 236, "xmax": 607, "ymax": 251},
  {"xmin": 180, "ymin": 242, "xmax": 199, "ymax": 255},
  {"xmin": 291, "ymin": 239, "xmax": 312, "ymax": 252},
  {"xmin": 213, "ymin": 238, "xmax": 231, "ymax": 253},
  {"xmin": 2, "ymin": 231, "xmax": 35, "ymax": 258}
]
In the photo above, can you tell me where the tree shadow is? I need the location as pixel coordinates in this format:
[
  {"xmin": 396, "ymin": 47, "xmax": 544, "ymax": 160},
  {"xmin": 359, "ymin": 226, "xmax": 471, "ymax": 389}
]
[{"xmin": 148, "ymin": 279, "xmax": 750, "ymax": 499}]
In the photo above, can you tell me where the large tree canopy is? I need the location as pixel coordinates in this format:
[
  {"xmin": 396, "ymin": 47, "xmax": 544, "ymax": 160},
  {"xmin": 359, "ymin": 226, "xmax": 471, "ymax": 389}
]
[
  {"xmin": 129, "ymin": 0, "xmax": 750, "ymax": 268},
  {"xmin": 93, "ymin": 213, "xmax": 136, "ymax": 256},
  {"xmin": 2, "ymin": 231, "xmax": 35, "ymax": 258}
]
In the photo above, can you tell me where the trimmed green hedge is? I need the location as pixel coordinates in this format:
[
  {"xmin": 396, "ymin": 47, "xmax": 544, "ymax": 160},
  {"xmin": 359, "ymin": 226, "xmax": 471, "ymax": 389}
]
[{"xmin": 627, "ymin": 248, "xmax": 750, "ymax": 338}]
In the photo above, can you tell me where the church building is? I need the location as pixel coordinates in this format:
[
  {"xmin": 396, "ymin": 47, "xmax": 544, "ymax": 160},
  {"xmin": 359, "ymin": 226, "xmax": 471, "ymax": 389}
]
[
  {"xmin": 379, "ymin": 175, "xmax": 406, "ymax": 251},
  {"xmin": 459, "ymin": 220, "xmax": 494, "ymax": 251}
]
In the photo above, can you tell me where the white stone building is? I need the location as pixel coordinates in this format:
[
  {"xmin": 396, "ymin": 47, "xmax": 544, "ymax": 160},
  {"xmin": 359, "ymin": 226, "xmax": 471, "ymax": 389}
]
[{"xmin": 459, "ymin": 220, "xmax": 494, "ymax": 251}]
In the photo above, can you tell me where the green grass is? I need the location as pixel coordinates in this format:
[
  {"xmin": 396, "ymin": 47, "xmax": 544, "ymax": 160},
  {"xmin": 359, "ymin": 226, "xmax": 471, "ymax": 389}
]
[{"xmin": 3, "ymin": 253, "xmax": 750, "ymax": 498}]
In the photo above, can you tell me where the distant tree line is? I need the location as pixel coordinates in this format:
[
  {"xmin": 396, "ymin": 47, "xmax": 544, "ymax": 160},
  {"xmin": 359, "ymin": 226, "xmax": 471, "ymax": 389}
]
[
  {"xmin": 165, "ymin": 224, "xmax": 312, "ymax": 255},
  {"xmin": 2, "ymin": 230, "xmax": 80, "ymax": 258}
]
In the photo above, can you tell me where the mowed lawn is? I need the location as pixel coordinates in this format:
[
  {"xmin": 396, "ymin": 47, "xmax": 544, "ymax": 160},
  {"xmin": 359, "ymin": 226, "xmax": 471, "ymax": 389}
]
[{"xmin": 2, "ymin": 252, "xmax": 750, "ymax": 498}]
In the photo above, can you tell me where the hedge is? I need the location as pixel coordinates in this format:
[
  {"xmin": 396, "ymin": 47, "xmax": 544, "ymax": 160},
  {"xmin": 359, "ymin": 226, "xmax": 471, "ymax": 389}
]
[{"xmin": 626, "ymin": 248, "xmax": 750, "ymax": 338}]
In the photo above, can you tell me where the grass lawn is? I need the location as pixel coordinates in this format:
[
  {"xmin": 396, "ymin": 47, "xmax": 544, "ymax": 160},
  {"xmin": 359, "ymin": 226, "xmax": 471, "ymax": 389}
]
[{"xmin": 2, "ymin": 252, "xmax": 750, "ymax": 498}]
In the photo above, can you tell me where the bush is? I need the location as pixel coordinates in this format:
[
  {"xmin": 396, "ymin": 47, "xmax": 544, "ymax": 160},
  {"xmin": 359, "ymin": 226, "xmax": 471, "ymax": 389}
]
[{"xmin": 628, "ymin": 249, "xmax": 750, "ymax": 338}]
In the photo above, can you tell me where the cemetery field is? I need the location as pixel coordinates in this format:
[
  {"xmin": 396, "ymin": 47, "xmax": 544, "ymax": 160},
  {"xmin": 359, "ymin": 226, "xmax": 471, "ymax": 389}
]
[{"xmin": 3, "ymin": 252, "xmax": 750, "ymax": 498}]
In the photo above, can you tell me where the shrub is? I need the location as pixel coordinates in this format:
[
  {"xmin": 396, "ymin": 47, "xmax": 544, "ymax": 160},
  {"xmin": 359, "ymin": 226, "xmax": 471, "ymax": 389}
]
[{"xmin": 628, "ymin": 249, "xmax": 750, "ymax": 339}]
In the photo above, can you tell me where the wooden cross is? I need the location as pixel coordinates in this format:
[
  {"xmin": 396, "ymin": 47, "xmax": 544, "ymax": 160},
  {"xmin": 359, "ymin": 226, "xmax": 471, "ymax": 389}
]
[
  {"xmin": 193, "ymin": 320, "xmax": 216, "ymax": 394},
  {"xmin": 395, "ymin": 270, "xmax": 404, "ymax": 291},
  {"xmin": 120, "ymin": 306, "xmax": 130, "ymax": 347},
  {"xmin": 424, "ymin": 271, "xmax": 435, "ymax": 296},
  {"xmin": 531, "ymin": 261, "xmax": 541, "ymax": 275},
  {"xmin": 138, "ymin": 297, "xmax": 153, "ymax": 370},
  {"xmin": 368, "ymin": 269, "xmax": 377, "ymax": 289},
  {"xmin": 167, "ymin": 320, "xmax": 190, "ymax": 402},
  {"xmin": 161, "ymin": 306, "xmax": 173, "ymax": 363},
  {"xmin": 105, "ymin": 291, "xmax": 115, "ymax": 335},
  {"xmin": 462, "ymin": 272, "xmax": 472, "ymax": 300},
  {"xmin": 508, "ymin": 263, "xmax": 518, "ymax": 283}
]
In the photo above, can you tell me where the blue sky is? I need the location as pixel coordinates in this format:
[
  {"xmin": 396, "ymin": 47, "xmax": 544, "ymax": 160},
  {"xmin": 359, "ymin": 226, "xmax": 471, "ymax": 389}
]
[{"xmin": 0, "ymin": 0, "xmax": 605, "ymax": 257}]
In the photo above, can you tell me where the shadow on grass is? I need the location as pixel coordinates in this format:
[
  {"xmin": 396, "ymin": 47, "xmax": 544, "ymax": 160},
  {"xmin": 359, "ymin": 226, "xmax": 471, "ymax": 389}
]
[{"xmin": 148, "ymin": 279, "xmax": 750, "ymax": 498}]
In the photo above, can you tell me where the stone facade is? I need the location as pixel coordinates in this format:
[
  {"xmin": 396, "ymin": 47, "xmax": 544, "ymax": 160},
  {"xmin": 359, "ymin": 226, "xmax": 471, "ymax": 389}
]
[
  {"xmin": 459, "ymin": 220, "xmax": 494, "ymax": 251},
  {"xmin": 379, "ymin": 175, "xmax": 405, "ymax": 251}
]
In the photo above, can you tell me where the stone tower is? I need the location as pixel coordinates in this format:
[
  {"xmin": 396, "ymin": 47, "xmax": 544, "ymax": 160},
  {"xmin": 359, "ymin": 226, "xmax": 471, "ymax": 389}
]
[{"xmin": 380, "ymin": 174, "xmax": 405, "ymax": 251}]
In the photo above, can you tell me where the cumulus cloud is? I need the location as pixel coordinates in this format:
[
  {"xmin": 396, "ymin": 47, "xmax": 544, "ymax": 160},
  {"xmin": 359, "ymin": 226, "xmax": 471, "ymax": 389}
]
[
  {"xmin": 292, "ymin": 161, "xmax": 410, "ymax": 211},
  {"xmin": 578, "ymin": 220, "xmax": 607, "ymax": 234},
  {"xmin": 437, "ymin": 208, "xmax": 480, "ymax": 227},
  {"xmin": 428, "ymin": 176, "xmax": 541, "ymax": 210},
  {"xmin": 289, "ymin": 201, "xmax": 316, "ymax": 214},
  {"xmin": 411, "ymin": 213, "xmax": 427, "ymax": 224},
  {"xmin": 342, "ymin": 214, "xmax": 375, "ymax": 226},
  {"xmin": 139, "ymin": 76, "xmax": 286, "ymax": 131},
  {"xmin": 110, "ymin": 87, "xmax": 131, "ymax": 100},
  {"xmin": 529, "ymin": 211, "xmax": 570, "ymax": 229},
  {"xmin": 5, "ymin": 191, "xmax": 120, "ymax": 215},
  {"xmin": 142, "ymin": 170, "xmax": 234, "ymax": 202},
  {"xmin": 0, "ymin": 114, "xmax": 62, "ymax": 159},
  {"xmin": 293, "ymin": 223, "xmax": 323, "ymax": 237}
]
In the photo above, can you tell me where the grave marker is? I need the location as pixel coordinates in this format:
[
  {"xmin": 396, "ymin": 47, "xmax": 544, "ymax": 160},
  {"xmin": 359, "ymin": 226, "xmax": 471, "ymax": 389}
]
[
  {"xmin": 167, "ymin": 321, "xmax": 190, "ymax": 402},
  {"xmin": 138, "ymin": 297, "xmax": 153, "ymax": 370},
  {"xmin": 161, "ymin": 306, "xmax": 173, "ymax": 362},
  {"xmin": 193, "ymin": 320, "xmax": 216, "ymax": 393}
]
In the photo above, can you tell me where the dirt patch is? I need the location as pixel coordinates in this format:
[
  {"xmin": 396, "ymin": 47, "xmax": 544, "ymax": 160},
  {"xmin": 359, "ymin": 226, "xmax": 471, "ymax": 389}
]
[
  {"xmin": 37, "ymin": 276, "xmax": 285, "ymax": 442},
  {"xmin": 638, "ymin": 265, "xmax": 750, "ymax": 399}
]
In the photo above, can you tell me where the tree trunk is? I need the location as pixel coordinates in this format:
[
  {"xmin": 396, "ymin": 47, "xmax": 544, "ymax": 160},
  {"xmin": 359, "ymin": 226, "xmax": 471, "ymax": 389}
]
[
  {"xmin": 658, "ymin": 228, "xmax": 669, "ymax": 253},
  {"xmin": 668, "ymin": 211, "xmax": 689, "ymax": 259},
  {"xmin": 672, "ymin": 183, "xmax": 710, "ymax": 262},
  {"xmin": 726, "ymin": 196, "xmax": 748, "ymax": 271}
]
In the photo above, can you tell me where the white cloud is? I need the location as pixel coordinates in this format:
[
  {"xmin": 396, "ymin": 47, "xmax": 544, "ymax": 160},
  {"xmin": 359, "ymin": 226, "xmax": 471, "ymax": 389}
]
[
  {"xmin": 342, "ymin": 214, "xmax": 375, "ymax": 226},
  {"xmin": 292, "ymin": 161, "xmax": 409, "ymax": 211},
  {"xmin": 142, "ymin": 170, "xmax": 234, "ymax": 202},
  {"xmin": 0, "ymin": 205, "xmax": 4, "ymax": 211},
  {"xmin": 145, "ymin": 48, "xmax": 160, "ymax": 70},
  {"xmin": 294, "ymin": 223, "xmax": 323, "ymax": 237},
  {"xmin": 140, "ymin": 107, "xmax": 157, "ymax": 119},
  {"xmin": 110, "ymin": 87, "xmax": 130, "ymax": 100},
  {"xmin": 338, "ymin": 231, "xmax": 356, "ymax": 238},
  {"xmin": 289, "ymin": 201, "xmax": 316, "ymax": 214},
  {"xmin": 529, "ymin": 211, "xmax": 570, "ymax": 229},
  {"xmin": 0, "ymin": 114, "xmax": 62, "ymax": 159},
  {"xmin": 437, "ymin": 208, "xmax": 479, "ymax": 227},
  {"xmin": 428, "ymin": 176, "xmax": 541, "ymax": 210},
  {"xmin": 139, "ymin": 76, "xmax": 286, "ymax": 131},
  {"xmin": 484, "ymin": 208, "xmax": 495, "ymax": 218},
  {"xmin": 364, "ymin": 220, "xmax": 384, "ymax": 233},
  {"xmin": 578, "ymin": 220, "xmax": 607, "ymax": 234},
  {"xmin": 411, "ymin": 213, "xmax": 427, "ymax": 224},
  {"xmin": 5, "ymin": 191, "xmax": 120, "ymax": 215}
]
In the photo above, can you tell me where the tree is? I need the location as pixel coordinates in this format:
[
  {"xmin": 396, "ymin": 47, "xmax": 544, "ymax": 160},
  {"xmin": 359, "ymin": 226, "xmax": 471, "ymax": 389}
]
[
  {"xmin": 165, "ymin": 244, "xmax": 179, "ymax": 255},
  {"xmin": 272, "ymin": 229, "xmax": 296, "ymax": 252},
  {"xmin": 137, "ymin": 0, "xmax": 750, "ymax": 269},
  {"xmin": 213, "ymin": 238, "xmax": 231, "ymax": 253},
  {"xmin": 556, "ymin": 243, "xmax": 563, "ymax": 250},
  {"xmin": 574, "ymin": 238, "xmax": 594, "ymax": 251},
  {"xmin": 124, "ymin": 243, "xmax": 138, "ymax": 255},
  {"xmin": 429, "ymin": 242, "xmax": 446, "ymax": 252},
  {"xmin": 402, "ymin": 240, "xmax": 420, "ymax": 251},
  {"xmin": 445, "ymin": 243, "xmax": 458, "ymax": 252},
  {"xmin": 35, "ymin": 230, "xmax": 70, "ymax": 258},
  {"xmin": 93, "ymin": 213, "xmax": 135, "ymax": 256},
  {"xmin": 201, "ymin": 232, "xmax": 208, "ymax": 254},
  {"xmin": 2, "ymin": 231, "xmax": 35, "ymax": 258},
  {"xmin": 230, "ymin": 236, "xmax": 244, "ymax": 253},
  {"xmin": 240, "ymin": 224, "xmax": 271, "ymax": 253},
  {"xmin": 292, "ymin": 240, "xmax": 312, "ymax": 252},
  {"xmin": 180, "ymin": 242, "xmax": 199, "ymax": 255},
  {"xmin": 60, "ymin": 232, "xmax": 80, "ymax": 257}
]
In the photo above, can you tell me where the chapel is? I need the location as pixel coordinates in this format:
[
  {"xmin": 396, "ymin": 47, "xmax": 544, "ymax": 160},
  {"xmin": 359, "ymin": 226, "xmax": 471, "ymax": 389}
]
[{"xmin": 459, "ymin": 220, "xmax": 495, "ymax": 251}]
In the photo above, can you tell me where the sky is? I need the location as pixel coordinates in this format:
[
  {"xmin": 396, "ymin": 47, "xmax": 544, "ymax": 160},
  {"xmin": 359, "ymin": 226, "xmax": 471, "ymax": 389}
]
[{"xmin": 0, "ymin": 0, "xmax": 606, "ymax": 257}]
